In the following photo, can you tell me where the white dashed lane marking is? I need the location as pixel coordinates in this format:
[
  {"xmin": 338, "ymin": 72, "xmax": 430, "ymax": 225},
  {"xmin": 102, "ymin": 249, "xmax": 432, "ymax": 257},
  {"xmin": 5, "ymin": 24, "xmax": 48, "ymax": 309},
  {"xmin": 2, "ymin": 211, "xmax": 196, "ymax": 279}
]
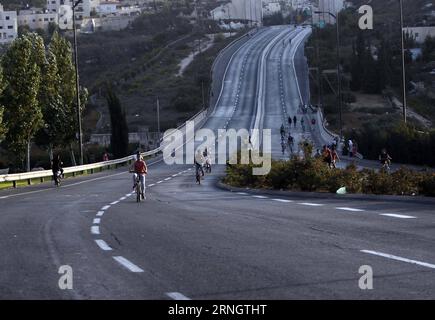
[
  {"xmin": 361, "ymin": 250, "xmax": 435, "ymax": 269},
  {"xmin": 91, "ymin": 226, "xmax": 100, "ymax": 235},
  {"xmin": 110, "ymin": 201, "xmax": 119, "ymax": 205},
  {"xmin": 96, "ymin": 211, "xmax": 105, "ymax": 217},
  {"xmin": 272, "ymin": 199, "xmax": 293, "ymax": 203},
  {"xmin": 166, "ymin": 292, "xmax": 191, "ymax": 300},
  {"xmin": 113, "ymin": 256, "xmax": 144, "ymax": 273},
  {"xmin": 252, "ymin": 195, "xmax": 268, "ymax": 199},
  {"xmin": 93, "ymin": 218, "xmax": 101, "ymax": 224},
  {"xmin": 148, "ymin": 184, "xmax": 155, "ymax": 187},
  {"xmin": 298, "ymin": 202, "xmax": 324, "ymax": 207},
  {"xmin": 95, "ymin": 239, "xmax": 112, "ymax": 251},
  {"xmin": 336, "ymin": 207, "xmax": 365, "ymax": 212},
  {"xmin": 380, "ymin": 213, "xmax": 416, "ymax": 219},
  {"xmin": 101, "ymin": 205, "xmax": 110, "ymax": 210}
]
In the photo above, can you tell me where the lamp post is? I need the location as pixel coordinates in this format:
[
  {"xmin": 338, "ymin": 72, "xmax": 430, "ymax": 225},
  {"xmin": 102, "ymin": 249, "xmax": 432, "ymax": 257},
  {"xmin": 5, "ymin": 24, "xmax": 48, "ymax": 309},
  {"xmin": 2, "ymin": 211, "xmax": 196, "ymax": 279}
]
[
  {"xmin": 315, "ymin": 10, "xmax": 342, "ymax": 138},
  {"xmin": 72, "ymin": 0, "xmax": 83, "ymax": 165},
  {"xmin": 399, "ymin": 0, "xmax": 407, "ymax": 123}
]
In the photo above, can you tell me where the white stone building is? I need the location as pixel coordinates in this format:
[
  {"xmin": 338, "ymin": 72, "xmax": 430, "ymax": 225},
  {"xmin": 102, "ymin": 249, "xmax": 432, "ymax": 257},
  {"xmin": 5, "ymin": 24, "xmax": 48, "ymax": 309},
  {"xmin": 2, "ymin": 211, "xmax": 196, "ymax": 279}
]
[
  {"xmin": 404, "ymin": 26, "xmax": 435, "ymax": 44},
  {"xmin": 18, "ymin": 9, "xmax": 58, "ymax": 31},
  {"xmin": 0, "ymin": 3, "xmax": 18, "ymax": 44},
  {"xmin": 263, "ymin": 2, "xmax": 281, "ymax": 16},
  {"xmin": 210, "ymin": 0, "xmax": 263, "ymax": 26}
]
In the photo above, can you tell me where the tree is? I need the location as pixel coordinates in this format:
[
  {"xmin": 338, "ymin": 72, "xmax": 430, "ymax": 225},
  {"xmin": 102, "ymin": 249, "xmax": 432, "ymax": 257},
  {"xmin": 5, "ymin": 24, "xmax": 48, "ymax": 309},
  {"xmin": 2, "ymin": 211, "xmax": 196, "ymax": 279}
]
[
  {"xmin": 106, "ymin": 87, "xmax": 129, "ymax": 158},
  {"xmin": 422, "ymin": 36, "xmax": 435, "ymax": 62},
  {"xmin": 1, "ymin": 34, "xmax": 44, "ymax": 171},
  {"xmin": 0, "ymin": 65, "xmax": 7, "ymax": 141},
  {"xmin": 48, "ymin": 31, "xmax": 87, "ymax": 165},
  {"xmin": 35, "ymin": 50, "xmax": 64, "ymax": 159}
]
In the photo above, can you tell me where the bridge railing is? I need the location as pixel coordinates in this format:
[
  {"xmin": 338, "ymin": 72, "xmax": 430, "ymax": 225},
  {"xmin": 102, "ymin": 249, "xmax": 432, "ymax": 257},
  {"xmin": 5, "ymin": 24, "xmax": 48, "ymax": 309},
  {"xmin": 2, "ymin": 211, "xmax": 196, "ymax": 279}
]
[{"xmin": 0, "ymin": 108, "xmax": 208, "ymax": 188}]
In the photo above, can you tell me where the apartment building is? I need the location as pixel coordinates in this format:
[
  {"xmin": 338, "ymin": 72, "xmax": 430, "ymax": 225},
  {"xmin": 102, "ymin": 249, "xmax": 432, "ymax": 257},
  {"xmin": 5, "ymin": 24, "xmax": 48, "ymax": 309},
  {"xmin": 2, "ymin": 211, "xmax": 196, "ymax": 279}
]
[{"xmin": 0, "ymin": 3, "xmax": 18, "ymax": 44}]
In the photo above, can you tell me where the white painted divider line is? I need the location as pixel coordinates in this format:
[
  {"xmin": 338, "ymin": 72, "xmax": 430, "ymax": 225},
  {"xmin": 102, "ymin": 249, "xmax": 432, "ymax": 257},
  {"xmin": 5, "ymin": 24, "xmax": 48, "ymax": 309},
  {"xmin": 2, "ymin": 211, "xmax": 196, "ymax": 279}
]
[
  {"xmin": 166, "ymin": 292, "xmax": 191, "ymax": 300},
  {"xmin": 93, "ymin": 218, "xmax": 101, "ymax": 224},
  {"xmin": 101, "ymin": 205, "xmax": 110, "ymax": 210},
  {"xmin": 91, "ymin": 226, "xmax": 100, "ymax": 235},
  {"xmin": 252, "ymin": 195, "xmax": 268, "ymax": 199},
  {"xmin": 272, "ymin": 199, "xmax": 293, "ymax": 203},
  {"xmin": 164, "ymin": 177, "xmax": 171, "ymax": 181},
  {"xmin": 236, "ymin": 192, "xmax": 248, "ymax": 195},
  {"xmin": 148, "ymin": 183, "xmax": 155, "ymax": 187},
  {"xmin": 96, "ymin": 211, "xmax": 105, "ymax": 217},
  {"xmin": 361, "ymin": 250, "xmax": 435, "ymax": 269},
  {"xmin": 113, "ymin": 256, "xmax": 144, "ymax": 272},
  {"xmin": 298, "ymin": 202, "xmax": 324, "ymax": 207},
  {"xmin": 110, "ymin": 200, "xmax": 119, "ymax": 205},
  {"xmin": 380, "ymin": 213, "xmax": 416, "ymax": 219},
  {"xmin": 172, "ymin": 174, "xmax": 178, "ymax": 177},
  {"xmin": 125, "ymin": 193, "xmax": 132, "ymax": 197},
  {"xmin": 156, "ymin": 181, "xmax": 163, "ymax": 184},
  {"xmin": 336, "ymin": 207, "xmax": 365, "ymax": 212},
  {"xmin": 119, "ymin": 196, "xmax": 127, "ymax": 201},
  {"xmin": 95, "ymin": 239, "xmax": 112, "ymax": 251}
]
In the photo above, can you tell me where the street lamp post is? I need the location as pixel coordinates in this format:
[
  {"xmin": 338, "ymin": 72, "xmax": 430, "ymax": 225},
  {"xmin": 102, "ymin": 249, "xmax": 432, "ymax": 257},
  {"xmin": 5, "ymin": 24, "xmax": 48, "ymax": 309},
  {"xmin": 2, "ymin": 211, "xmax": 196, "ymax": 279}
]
[
  {"xmin": 72, "ymin": 0, "xmax": 83, "ymax": 165},
  {"xmin": 399, "ymin": 0, "xmax": 407, "ymax": 123},
  {"xmin": 315, "ymin": 10, "xmax": 342, "ymax": 138}
]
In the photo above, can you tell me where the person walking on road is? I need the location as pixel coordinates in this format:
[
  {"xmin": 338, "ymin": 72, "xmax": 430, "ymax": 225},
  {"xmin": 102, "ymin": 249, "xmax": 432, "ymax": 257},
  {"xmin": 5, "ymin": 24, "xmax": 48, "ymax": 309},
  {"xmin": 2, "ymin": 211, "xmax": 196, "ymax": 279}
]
[
  {"xmin": 288, "ymin": 116, "xmax": 292, "ymax": 127},
  {"xmin": 293, "ymin": 115, "xmax": 297, "ymax": 128}
]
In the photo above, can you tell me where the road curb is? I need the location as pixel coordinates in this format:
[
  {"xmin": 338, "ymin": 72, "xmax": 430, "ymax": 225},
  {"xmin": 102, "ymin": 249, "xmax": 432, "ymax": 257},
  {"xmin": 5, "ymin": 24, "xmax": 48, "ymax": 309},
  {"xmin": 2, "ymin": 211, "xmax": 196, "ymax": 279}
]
[{"xmin": 216, "ymin": 180, "xmax": 435, "ymax": 205}]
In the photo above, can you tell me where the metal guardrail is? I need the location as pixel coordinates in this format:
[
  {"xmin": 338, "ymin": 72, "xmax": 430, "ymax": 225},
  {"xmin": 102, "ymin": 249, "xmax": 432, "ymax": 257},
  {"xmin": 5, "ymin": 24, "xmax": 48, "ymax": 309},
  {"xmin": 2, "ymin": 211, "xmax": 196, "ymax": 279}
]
[{"xmin": 0, "ymin": 108, "xmax": 208, "ymax": 188}]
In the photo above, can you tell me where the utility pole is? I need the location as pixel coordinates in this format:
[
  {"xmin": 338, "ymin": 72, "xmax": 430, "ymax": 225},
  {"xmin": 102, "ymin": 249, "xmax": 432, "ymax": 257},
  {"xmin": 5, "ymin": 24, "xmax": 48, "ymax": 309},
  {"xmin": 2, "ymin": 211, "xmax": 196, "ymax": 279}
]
[
  {"xmin": 72, "ymin": 0, "xmax": 83, "ymax": 165},
  {"xmin": 156, "ymin": 97, "xmax": 160, "ymax": 147},
  {"xmin": 399, "ymin": 0, "xmax": 407, "ymax": 123},
  {"xmin": 201, "ymin": 81, "xmax": 205, "ymax": 108},
  {"xmin": 315, "ymin": 10, "xmax": 342, "ymax": 138}
]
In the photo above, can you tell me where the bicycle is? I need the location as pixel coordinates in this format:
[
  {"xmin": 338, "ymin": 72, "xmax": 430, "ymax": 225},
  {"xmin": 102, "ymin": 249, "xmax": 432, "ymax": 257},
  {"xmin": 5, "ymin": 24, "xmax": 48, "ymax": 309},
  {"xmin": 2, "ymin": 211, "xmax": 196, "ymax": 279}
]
[
  {"xmin": 54, "ymin": 170, "xmax": 62, "ymax": 187},
  {"xmin": 130, "ymin": 171, "xmax": 145, "ymax": 202},
  {"xmin": 195, "ymin": 166, "xmax": 203, "ymax": 184}
]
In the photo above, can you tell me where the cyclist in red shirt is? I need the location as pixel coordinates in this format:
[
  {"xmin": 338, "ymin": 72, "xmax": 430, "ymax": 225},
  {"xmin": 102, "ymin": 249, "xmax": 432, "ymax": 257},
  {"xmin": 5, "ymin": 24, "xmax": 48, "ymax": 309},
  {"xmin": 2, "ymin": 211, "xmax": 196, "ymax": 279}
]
[{"xmin": 131, "ymin": 151, "xmax": 148, "ymax": 199}]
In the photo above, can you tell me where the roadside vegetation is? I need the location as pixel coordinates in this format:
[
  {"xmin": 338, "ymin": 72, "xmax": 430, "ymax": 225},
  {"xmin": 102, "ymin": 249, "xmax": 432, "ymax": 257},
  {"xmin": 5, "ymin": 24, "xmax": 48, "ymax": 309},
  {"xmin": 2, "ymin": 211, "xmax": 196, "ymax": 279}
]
[{"xmin": 224, "ymin": 147, "xmax": 435, "ymax": 197}]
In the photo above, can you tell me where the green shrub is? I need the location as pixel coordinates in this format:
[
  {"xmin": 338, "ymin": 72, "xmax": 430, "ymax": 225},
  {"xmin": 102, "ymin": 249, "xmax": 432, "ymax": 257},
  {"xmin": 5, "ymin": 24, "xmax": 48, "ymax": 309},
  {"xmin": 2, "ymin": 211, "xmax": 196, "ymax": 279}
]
[
  {"xmin": 327, "ymin": 163, "xmax": 363, "ymax": 193},
  {"xmin": 419, "ymin": 174, "xmax": 435, "ymax": 197}
]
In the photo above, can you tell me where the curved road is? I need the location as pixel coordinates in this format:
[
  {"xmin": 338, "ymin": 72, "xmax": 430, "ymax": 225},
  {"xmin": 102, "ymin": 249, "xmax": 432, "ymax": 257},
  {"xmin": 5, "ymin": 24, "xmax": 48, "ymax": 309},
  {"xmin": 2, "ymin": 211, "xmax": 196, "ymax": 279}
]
[{"xmin": 1, "ymin": 26, "xmax": 435, "ymax": 299}]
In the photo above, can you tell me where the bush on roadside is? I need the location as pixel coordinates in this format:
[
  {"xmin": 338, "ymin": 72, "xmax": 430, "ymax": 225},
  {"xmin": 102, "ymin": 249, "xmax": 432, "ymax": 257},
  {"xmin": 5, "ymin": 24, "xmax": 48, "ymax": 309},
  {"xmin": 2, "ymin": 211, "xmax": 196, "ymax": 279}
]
[{"xmin": 224, "ymin": 156, "xmax": 435, "ymax": 197}]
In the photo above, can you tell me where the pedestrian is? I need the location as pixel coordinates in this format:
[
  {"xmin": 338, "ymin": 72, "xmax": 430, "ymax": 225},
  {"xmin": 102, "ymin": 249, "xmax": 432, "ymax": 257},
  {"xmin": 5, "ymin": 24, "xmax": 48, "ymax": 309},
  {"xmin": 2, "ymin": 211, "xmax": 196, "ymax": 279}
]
[
  {"xmin": 322, "ymin": 145, "xmax": 332, "ymax": 168},
  {"xmin": 103, "ymin": 150, "xmax": 109, "ymax": 161},
  {"xmin": 330, "ymin": 145, "xmax": 340, "ymax": 168},
  {"xmin": 288, "ymin": 116, "xmax": 292, "ymax": 126},
  {"xmin": 293, "ymin": 115, "xmax": 297, "ymax": 127},
  {"xmin": 348, "ymin": 139, "xmax": 354, "ymax": 157}
]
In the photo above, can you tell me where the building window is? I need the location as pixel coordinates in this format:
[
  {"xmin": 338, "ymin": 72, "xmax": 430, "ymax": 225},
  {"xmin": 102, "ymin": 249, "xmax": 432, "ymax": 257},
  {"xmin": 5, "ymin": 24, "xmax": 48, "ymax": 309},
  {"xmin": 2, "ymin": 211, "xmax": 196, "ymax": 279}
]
[
  {"xmin": 7, "ymin": 25, "xmax": 13, "ymax": 29},
  {"xmin": 50, "ymin": 18, "xmax": 54, "ymax": 21},
  {"xmin": 52, "ymin": 0, "xmax": 56, "ymax": 3},
  {"xmin": 33, "ymin": 19, "xmax": 36, "ymax": 22},
  {"xmin": 44, "ymin": 18, "xmax": 48, "ymax": 21},
  {"xmin": 0, "ymin": 26, "xmax": 3, "ymax": 29},
  {"xmin": 6, "ymin": 16, "xmax": 10, "ymax": 20}
]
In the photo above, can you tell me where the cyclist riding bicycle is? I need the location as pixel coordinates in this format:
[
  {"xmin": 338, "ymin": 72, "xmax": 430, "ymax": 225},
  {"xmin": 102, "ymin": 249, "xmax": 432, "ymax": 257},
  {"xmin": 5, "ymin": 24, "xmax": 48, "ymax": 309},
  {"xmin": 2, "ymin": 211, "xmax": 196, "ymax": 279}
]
[
  {"xmin": 203, "ymin": 147, "xmax": 211, "ymax": 173},
  {"xmin": 51, "ymin": 154, "xmax": 64, "ymax": 186},
  {"xmin": 379, "ymin": 148, "xmax": 392, "ymax": 170},
  {"xmin": 131, "ymin": 151, "xmax": 147, "ymax": 199},
  {"xmin": 195, "ymin": 150, "xmax": 205, "ymax": 179}
]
